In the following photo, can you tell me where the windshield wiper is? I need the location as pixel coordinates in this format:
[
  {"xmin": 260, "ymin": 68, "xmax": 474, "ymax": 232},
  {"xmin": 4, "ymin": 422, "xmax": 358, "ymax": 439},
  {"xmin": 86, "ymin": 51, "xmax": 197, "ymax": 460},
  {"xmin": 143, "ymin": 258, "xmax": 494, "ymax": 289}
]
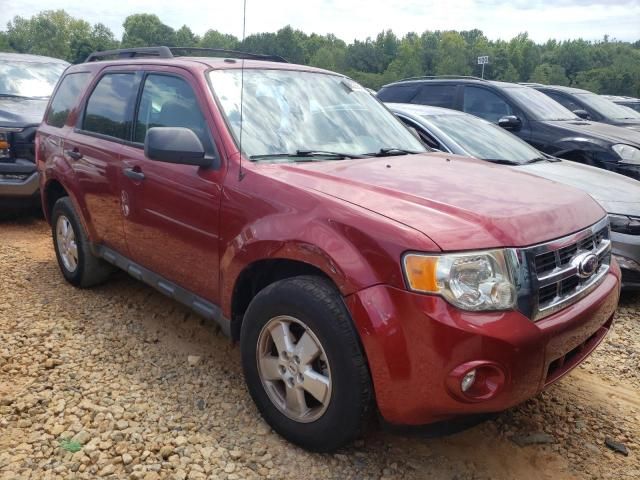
[
  {"xmin": 250, "ymin": 150, "xmax": 366, "ymax": 161},
  {"xmin": 483, "ymin": 158, "xmax": 521, "ymax": 165},
  {"xmin": 369, "ymin": 148, "xmax": 421, "ymax": 157}
]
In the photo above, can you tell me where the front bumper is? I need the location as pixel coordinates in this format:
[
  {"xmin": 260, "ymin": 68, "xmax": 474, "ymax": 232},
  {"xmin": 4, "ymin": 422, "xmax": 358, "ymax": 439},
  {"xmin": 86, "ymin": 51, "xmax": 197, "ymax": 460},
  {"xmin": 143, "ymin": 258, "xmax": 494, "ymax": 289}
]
[
  {"xmin": 612, "ymin": 231, "xmax": 640, "ymax": 288},
  {"xmin": 0, "ymin": 160, "xmax": 40, "ymax": 209},
  {"xmin": 345, "ymin": 264, "xmax": 620, "ymax": 426}
]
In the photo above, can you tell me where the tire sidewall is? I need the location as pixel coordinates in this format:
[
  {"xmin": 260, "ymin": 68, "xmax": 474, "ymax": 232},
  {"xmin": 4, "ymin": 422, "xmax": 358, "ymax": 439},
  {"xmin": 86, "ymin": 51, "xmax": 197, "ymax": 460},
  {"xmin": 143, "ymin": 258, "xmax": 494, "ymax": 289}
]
[
  {"xmin": 240, "ymin": 277, "xmax": 369, "ymax": 451},
  {"xmin": 51, "ymin": 198, "xmax": 86, "ymax": 286}
]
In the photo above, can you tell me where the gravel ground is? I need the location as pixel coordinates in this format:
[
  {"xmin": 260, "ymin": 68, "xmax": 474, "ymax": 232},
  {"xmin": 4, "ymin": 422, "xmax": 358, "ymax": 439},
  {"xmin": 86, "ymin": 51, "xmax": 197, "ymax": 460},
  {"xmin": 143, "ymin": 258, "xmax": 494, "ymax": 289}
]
[{"xmin": 0, "ymin": 217, "xmax": 638, "ymax": 480}]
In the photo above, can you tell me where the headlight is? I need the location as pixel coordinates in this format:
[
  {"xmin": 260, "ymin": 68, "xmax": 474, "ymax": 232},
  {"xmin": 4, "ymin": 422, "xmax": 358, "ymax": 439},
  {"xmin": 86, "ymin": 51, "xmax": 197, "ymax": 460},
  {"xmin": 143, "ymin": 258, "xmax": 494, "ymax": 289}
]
[
  {"xmin": 0, "ymin": 127, "xmax": 22, "ymax": 160},
  {"xmin": 403, "ymin": 249, "xmax": 518, "ymax": 311},
  {"xmin": 612, "ymin": 144, "xmax": 640, "ymax": 165},
  {"xmin": 609, "ymin": 214, "xmax": 640, "ymax": 235}
]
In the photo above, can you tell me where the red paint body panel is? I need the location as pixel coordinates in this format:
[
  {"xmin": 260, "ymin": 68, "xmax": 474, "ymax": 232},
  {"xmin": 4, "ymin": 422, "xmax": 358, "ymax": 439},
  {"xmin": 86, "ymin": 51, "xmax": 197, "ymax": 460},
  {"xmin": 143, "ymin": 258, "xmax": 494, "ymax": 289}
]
[
  {"xmin": 345, "ymin": 263, "xmax": 620, "ymax": 425},
  {"xmin": 37, "ymin": 57, "xmax": 621, "ymax": 427}
]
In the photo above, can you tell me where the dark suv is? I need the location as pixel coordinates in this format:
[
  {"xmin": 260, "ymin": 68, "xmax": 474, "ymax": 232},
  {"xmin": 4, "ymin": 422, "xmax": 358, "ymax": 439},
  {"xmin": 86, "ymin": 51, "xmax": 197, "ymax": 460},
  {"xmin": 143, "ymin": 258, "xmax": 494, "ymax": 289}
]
[
  {"xmin": 0, "ymin": 52, "xmax": 68, "ymax": 210},
  {"xmin": 528, "ymin": 84, "xmax": 640, "ymax": 131},
  {"xmin": 38, "ymin": 48, "xmax": 620, "ymax": 451},
  {"xmin": 377, "ymin": 77, "xmax": 640, "ymax": 181}
]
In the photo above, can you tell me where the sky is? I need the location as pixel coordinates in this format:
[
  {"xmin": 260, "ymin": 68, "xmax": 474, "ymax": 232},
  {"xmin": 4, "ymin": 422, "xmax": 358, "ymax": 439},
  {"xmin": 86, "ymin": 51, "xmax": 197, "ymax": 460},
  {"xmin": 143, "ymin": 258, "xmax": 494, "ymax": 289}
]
[{"xmin": 1, "ymin": 0, "xmax": 639, "ymax": 43}]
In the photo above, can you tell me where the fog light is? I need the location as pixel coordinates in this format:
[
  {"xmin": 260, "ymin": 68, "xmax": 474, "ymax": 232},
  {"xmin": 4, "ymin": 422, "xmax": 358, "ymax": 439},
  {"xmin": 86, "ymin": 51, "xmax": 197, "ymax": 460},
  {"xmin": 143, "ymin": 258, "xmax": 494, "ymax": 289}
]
[{"xmin": 461, "ymin": 369, "xmax": 476, "ymax": 392}]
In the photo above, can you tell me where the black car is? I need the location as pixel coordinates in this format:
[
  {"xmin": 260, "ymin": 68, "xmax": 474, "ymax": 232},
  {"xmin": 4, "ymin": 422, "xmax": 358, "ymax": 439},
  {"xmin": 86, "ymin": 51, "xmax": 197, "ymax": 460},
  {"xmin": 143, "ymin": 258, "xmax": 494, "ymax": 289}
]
[
  {"xmin": 602, "ymin": 95, "xmax": 640, "ymax": 115},
  {"xmin": 526, "ymin": 84, "xmax": 640, "ymax": 131},
  {"xmin": 377, "ymin": 77, "xmax": 640, "ymax": 181},
  {"xmin": 0, "ymin": 52, "xmax": 68, "ymax": 211}
]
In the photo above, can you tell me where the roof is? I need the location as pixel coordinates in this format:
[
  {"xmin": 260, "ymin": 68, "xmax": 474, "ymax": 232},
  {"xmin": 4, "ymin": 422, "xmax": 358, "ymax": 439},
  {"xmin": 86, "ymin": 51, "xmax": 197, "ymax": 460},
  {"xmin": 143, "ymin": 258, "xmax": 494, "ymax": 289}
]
[
  {"xmin": 380, "ymin": 77, "xmax": 531, "ymax": 90},
  {"xmin": 602, "ymin": 94, "xmax": 640, "ymax": 102},
  {"xmin": 67, "ymin": 55, "xmax": 337, "ymax": 76},
  {"xmin": 531, "ymin": 84, "xmax": 592, "ymax": 95},
  {"xmin": 0, "ymin": 52, "xmax": 69, "ymax": 64}
]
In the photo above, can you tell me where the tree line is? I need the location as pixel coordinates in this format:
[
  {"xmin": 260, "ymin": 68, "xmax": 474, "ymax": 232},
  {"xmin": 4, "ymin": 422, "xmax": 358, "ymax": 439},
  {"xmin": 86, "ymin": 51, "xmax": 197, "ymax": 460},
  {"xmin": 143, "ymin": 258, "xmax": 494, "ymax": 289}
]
[{"xmin": 2, "ymin": 10, "xmax": 639, "ymax": 96}]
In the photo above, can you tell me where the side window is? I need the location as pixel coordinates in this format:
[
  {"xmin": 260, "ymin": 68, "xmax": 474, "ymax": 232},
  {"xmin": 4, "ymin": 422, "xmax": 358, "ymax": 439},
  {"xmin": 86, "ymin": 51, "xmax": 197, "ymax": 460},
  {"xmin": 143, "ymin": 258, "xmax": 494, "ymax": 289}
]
[
  {"xmin": 83, "ymin": 73, "xmax": 137, "ymax": 140},
  {"xmin": 463, "ymin": 86, "xmax": 513, "ymax": 123},
  {"xmin": 546, "ymin": 91, "xmax": 580, "ymax": 112},
  {"xmin": 46, "ymin": 73, "xmax": 91, "ymax": 128},
  {"xmin": 397, "ymin": 116, "xmax": 441, "ymax": 150},
  {"xmin": 412, "ymin": 85, "xmax": 457, "ymax": 108},
  {"xmin": 134, "ymin": 74, "xmax": 212, "ymax": 152},
  {"xmin": 377, "ymin": 85, "xmax": 420, "ymax": 102}
]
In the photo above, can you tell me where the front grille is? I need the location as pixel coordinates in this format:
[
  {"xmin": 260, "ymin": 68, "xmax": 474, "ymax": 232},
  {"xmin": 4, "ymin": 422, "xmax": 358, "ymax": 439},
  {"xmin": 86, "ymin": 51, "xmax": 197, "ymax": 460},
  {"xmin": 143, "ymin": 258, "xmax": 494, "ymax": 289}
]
[{"xmin": 524, "ymin": 217, "xmax": 611, "ymax": 321}]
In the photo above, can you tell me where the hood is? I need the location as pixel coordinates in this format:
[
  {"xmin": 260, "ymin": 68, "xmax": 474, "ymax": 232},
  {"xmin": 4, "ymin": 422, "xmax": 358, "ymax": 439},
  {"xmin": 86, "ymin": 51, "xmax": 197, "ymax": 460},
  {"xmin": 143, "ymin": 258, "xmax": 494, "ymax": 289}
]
[
  {"xmin": 520, "ymin": 160, "xmax": 640, "ymax": 217},
  {"xmin": 543, "ymin": 119, "xmax": 640, "ymax": 146},
  {"xmin": 259, "ymin": 153, "xmax": 605, "ymax": 251},
  {"xmin": 0, "ymin": 97, "xmax": 48, "ymax": 127},
  {"xmin": 616, "ymin": 121, "xmax": 640, "ymax": 133}
]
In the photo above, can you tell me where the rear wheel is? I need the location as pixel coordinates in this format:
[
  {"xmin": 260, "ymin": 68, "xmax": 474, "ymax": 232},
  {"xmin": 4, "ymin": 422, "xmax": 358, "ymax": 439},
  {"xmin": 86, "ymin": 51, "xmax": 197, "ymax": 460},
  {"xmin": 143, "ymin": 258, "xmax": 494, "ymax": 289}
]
[
  {"xmin": 51, "ymin": 197, "xmax": 112, "ymax": 287},
  {"xmin": 240, "ymin": 275, "xmax": 373, "ymax": 452}
]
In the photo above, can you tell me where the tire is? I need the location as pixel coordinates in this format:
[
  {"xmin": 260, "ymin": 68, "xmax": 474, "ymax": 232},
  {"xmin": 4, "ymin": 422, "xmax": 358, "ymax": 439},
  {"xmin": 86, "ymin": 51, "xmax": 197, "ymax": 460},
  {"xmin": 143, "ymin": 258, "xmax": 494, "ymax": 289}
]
[
  {"xmin": 240, "ymin": 275, "xmax": 373, "ymax": 452},
  {"xmin": 51, "ymin": 197, "xmax": 112, "ymax": 287}
]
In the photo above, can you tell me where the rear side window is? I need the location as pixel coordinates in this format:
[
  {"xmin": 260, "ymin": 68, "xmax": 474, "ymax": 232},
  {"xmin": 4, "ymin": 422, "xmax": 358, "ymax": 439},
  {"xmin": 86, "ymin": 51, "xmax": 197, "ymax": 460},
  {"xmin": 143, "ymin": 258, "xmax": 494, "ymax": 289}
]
[
  {"xmin": 134, "ymin": 74, "xmax": 212, "ymax": 151},
  {"xmin": 463, "ymin": 86, "xmax": 513, "ymax": 122},
  {"xmin": 46, "ymin": 73, "xmax": 90, "ymax": 128},
  {"xmin": 377, "ymin": 85, "xmax": 420, "ymax": 102},
  {"xmin": 412, "ymin": 85, "xmax": 457, "ymax": 108},
  {"xmin": 83, "ymin": 73, "xmax": 137, "ymax": 140}
]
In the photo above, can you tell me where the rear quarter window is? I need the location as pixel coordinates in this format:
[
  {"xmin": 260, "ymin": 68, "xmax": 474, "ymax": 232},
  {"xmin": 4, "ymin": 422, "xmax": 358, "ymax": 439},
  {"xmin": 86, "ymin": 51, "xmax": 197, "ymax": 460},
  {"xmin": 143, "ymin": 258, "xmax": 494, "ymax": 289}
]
[
  {"xmin": 377, "ymin": 85, "xmax": 420, "ymax": 102},
  {"xmin": 45, "ymin": 73, "xmax": 91, "ymax": 128}
]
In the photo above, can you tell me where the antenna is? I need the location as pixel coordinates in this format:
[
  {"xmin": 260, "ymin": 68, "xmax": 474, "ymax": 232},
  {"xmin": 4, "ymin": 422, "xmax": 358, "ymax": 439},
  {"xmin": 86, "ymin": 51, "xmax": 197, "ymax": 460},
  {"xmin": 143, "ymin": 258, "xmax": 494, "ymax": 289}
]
[{"xmin": 238, "ymin": 0, "xmax": 247, "ymax": 181}]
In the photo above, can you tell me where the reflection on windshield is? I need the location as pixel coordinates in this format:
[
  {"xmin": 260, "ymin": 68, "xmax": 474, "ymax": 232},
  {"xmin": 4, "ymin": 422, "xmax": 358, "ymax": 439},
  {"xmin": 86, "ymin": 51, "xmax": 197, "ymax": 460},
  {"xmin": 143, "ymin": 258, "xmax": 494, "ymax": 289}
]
[
  {"xmin": 424, "ymin": 113, "xmax": 542, "ymax": 164},
  {"xmin": 0, "ymin": 61, "xmax": 67, "ymax": 98},
  {"xmin": 577, "ymin": 93, "xmax": 640, "ymax": 120},
  {"xmin": 209, "ymin": 69, "xmax": 425, "ymax": 160},
  {"xmin": 505, "ymin": 86, "xmax": 578, "ymax": 121}
]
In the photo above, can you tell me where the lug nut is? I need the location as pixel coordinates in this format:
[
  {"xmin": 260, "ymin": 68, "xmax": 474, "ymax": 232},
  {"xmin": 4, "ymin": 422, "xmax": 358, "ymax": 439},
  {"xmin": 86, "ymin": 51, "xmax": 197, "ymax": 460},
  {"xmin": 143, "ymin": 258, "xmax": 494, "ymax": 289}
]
[{"xmin": 293, "ymin": 355, "xmax": 300, "ymax": 364}]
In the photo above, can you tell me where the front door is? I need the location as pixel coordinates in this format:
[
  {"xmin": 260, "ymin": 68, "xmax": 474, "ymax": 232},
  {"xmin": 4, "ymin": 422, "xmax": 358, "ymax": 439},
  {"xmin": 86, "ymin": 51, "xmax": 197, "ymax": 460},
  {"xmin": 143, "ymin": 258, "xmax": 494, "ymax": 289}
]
[{"xmin": 119, "ymin": 70, "xmax": 224, "ymax": 302}]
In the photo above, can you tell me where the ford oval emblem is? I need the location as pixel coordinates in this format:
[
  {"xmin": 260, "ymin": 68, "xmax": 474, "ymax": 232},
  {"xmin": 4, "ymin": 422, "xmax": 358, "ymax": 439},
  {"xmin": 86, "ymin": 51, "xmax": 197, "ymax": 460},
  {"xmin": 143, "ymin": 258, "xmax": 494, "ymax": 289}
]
[{"xmin": 577, "ymin": 253, "xmax": 598, "ymax": 279}]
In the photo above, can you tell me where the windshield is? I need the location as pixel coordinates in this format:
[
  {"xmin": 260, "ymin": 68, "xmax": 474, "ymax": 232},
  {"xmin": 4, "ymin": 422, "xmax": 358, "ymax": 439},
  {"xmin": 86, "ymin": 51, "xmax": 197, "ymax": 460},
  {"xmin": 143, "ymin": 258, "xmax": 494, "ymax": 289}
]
[
  {"xmin": 424, "ymin": 113, "xmax": 544, "ymax": 164},
  {"xmin": 505, "ymin": 86, "xmax": 578, "ymax": 121},
  {"xmin": 0, "ymin": 60, "xmax": 67, "ymax": 98},
  {"xmin": 576, "ymin": 93, "xmax": 640, "ymax": 120},
  {"xmin": 208, "ymin": 69, "xmax": 425, "ymax": 160}
]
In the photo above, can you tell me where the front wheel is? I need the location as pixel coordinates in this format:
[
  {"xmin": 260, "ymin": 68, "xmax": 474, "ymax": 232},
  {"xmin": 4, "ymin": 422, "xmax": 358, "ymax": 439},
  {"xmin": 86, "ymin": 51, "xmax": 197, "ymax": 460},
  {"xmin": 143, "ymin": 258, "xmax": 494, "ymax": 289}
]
[{"xmin": 240, "ymin": 275, "xmax": 373, "ymax": 452}]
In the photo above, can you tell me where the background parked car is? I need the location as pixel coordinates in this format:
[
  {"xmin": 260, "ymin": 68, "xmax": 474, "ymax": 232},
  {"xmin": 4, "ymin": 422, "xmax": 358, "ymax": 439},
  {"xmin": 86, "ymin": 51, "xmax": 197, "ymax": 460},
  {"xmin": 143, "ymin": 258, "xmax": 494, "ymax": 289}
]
[
  {"xmin": 377, "ymin": 77, "xmax": 640, "ymax": 181},
  {"xmin": 388, "ymin": 102, "xmax": 640, "ymax": 289},
  {"xmin": 0, "ymin": 52, "xmax": 68, "ymax": 211},
  {"xmin": 602, "ymin": 95, "xmax": 640, "ymax": 114},
  {"xmin": 526, "ymin": 84, "xmax": 640, "ymax": 131}
]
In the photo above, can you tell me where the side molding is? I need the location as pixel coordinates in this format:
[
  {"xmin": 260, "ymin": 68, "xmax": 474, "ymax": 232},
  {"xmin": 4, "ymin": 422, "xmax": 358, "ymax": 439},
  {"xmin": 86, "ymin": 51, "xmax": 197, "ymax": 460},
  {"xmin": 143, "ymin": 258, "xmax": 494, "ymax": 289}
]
[{"xmin": 95, "ymin": 245, "xmax": 231, "ymax": 337}]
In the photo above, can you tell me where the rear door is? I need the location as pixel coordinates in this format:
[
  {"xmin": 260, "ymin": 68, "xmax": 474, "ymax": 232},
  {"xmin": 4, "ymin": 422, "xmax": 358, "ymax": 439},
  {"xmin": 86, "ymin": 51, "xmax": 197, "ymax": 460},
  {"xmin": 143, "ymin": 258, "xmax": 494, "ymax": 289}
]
[
  {"xmin": 63, "ymin": 68, "xmax": 141, "ymax": 254},
  {"xmin": 411, "ymin": 84, "xmax": 460, "ymax": 109},
  {"xmin": 119, "ymin": 67, "xmax": 224, "ymax": 301}
]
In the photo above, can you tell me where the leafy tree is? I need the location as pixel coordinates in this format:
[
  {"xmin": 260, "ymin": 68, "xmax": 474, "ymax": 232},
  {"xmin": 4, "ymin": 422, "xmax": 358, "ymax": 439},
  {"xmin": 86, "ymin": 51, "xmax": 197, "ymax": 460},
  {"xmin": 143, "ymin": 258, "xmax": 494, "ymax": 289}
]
[
  {"xmin": 435, "ymin": 31, "xmax": 471, "ymax": 75},
  {"xmin": 121, "ymin": 14, "xmax": 176, "ymax": 48},
  {"xmin": 199, "ymin": 30, "xmax": 239, "ymax": 50},
  {"xmin": 175, "ymin": 25, "xmax": 199, "ymax": 47},
  {"xmin": 530, "ymin": 63, "xmax": 569, "ymax": 85}
]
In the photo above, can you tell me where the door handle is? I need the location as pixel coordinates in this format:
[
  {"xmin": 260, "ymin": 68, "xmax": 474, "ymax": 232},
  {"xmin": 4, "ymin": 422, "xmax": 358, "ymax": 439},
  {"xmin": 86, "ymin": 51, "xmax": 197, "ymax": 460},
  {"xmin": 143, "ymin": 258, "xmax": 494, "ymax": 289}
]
[
  {"xmin": 65, "ymin": 149, "xmax": 82, "ymax": 160},
  {"xmin": 123, "ymin": 167, "xmax": 145, "ymax": 181}
]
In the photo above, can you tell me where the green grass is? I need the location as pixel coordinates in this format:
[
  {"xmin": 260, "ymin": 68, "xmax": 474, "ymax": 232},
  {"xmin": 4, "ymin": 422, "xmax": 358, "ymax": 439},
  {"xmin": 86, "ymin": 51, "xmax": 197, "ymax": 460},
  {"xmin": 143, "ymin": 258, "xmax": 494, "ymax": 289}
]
[{"xmin": 58, "ymin": 438, "xmax": 82, "ymax": 453}]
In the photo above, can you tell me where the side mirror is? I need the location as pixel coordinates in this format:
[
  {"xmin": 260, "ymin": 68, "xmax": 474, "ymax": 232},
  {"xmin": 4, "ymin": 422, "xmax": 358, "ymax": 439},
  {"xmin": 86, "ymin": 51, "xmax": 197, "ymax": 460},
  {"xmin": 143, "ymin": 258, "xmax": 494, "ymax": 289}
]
[
  {"xmin": 144, "ymin": 127, "xmax": 212, "ymax": 167},
  {"xmin": 572, "ymin": 109, "xmax": 591, "ymax": 120},
  {"xmin": 498, "ymin": 115, "xmax": 522, "ymax": 131}
]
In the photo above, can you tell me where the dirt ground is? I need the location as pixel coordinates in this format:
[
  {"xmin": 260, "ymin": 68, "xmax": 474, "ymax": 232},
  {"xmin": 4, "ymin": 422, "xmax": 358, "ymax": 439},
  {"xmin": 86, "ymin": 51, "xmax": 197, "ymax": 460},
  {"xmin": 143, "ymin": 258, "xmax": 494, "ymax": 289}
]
[{"xmin": 1, "ymin": 216, "xmax": 638, "ymax": 480}]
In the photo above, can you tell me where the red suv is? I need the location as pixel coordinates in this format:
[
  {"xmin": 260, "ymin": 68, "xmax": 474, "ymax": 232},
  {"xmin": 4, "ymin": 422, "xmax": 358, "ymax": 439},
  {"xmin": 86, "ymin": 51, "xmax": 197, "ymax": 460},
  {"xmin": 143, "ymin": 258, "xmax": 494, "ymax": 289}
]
[{"xmin": 37, "ymin": 47, "xmax": 621, "ymax": 452}]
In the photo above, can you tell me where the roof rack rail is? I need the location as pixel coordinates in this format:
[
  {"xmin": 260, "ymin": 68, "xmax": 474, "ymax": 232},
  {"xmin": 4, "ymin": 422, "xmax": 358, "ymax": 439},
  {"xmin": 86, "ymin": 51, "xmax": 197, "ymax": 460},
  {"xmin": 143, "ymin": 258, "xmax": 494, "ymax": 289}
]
[
  {"xmin": 85, "ymin": 46, "xmax": 288, "ymax": 63},
  {"xmin": 169, "ymin": 47, "xmax": 288, "ymax": 63},
  {"xmin": 519, "ymin": 82, "xmax": 544, "ymax": 87},
  {"xmin": 395, "ymin": 75, "xmax": 487, "ymax": 83},
  {"xmin": 85, "ymin": 47, "xmax": 172, "ymax": 62}
]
